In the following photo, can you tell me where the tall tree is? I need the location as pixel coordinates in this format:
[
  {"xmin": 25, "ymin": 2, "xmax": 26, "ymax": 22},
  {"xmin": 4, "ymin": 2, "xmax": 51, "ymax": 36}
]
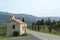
[
  {"xmin": 45, "ymin": 18, "xmax": 52, "ymax": 33},
  {"xmin": 36, "ymin": 20, "xmax": 40, "ymax": 31},
  {"xmin": 57, "ymin": 20, "xmax": 60, "ymax": 24},
  {"xmin": 45, "ymin": 21, "xmax": 48, "ymax": 25},
  {"xmin": 36, "ymin": 20, "xmax": 41, "ymax": 25},
  {"xmin": 41, "ymin": 19, "xmax": 44, "ymax": 25},
  {"xmin": 56, "ymin": 20, "xmax": 60, "ymax": 27},
  {"xmin": 45, "ymin": 18, "xmax": 51, "ymax": 25},
  {"xmin": 32, "ymin": 22, "xmax": 34, "ymax": 30},
  {"xmin": 22, "ymin": 18, "xmax": 24, "ymax": 22},
  {"xmin": 18, "ymin": 17, "xmax": 20, "ymax": 19},
  {"xmin": 48, "ymin": 18, "xmax": 52, "ymax": 33},
  {"xmin": 47, "ymin": 18, "xmax": 51, "ymax": 25},
  {"xmin": 52, "ymin": 20, "xmax": 56, "ymax": 25}
]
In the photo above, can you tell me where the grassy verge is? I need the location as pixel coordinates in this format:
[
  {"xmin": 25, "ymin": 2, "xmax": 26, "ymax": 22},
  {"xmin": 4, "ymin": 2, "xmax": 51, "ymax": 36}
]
[
  {"xmin": 0, "ymin": 33, "xmax": 32, "ymax": 40},
  {"xmin": 28, "ymin": 26, "xmax": 60, "ymax": 35}
]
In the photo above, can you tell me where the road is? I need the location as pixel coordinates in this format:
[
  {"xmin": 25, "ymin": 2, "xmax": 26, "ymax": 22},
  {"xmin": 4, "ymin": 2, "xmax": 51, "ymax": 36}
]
[
  {"xmin": 4, "ymin": 36, "xmax": 41, "ymax": 40},
  {"xmin": 27, "ymin": 30, "xmax": 60, "ymax": 40}
]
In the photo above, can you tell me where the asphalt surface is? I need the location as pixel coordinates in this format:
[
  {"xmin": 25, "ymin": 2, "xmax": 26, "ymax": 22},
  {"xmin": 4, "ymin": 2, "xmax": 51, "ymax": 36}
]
[{"xmin": 27, "ymin": 30, "xmax": 60, "ymax": 40}]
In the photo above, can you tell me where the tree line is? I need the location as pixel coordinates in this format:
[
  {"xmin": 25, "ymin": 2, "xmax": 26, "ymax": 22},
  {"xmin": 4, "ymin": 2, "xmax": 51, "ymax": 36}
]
[
  {"xmin": 32, "ymin": 18, "xmax": 60, "ymax": 33},
  {"xmin": 20, "ymin": 17, "xmax": 60, "ymax": 33}
]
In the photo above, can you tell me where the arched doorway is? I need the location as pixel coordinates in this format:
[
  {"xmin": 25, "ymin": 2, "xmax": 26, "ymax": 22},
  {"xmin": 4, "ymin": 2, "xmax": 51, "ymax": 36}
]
[{"xmin": 13, "ymin": 31, "xmax": 19, "ymax": 36}]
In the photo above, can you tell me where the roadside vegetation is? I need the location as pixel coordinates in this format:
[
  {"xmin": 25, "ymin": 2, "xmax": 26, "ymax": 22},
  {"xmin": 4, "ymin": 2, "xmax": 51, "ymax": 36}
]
[{"xmin": 28, "ymin": 18, "xmax": 60, "ymax": 35}]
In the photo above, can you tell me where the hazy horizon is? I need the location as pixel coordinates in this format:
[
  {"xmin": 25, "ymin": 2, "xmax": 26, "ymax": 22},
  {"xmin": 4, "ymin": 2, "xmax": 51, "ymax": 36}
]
[{"xmin": 0, "ymin": 0, "xmax": 60, "ymax": 17}]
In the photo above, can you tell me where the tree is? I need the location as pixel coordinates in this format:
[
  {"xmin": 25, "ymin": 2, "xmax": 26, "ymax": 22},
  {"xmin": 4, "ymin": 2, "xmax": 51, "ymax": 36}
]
[
  {"xmin": 36, "ymin": 20, "xmax": 42, "ymax": 25},
  {"xmin": 52, "ymin": 20, "xmax": 56, "ymax": 25},
  {"xmin": 36, "ymin": 20, "xmax": 40, "ymax": 31},
  {"xmin": 32, "ymin": 22, "xmax": 35, "ymax": 30},
  {"xmin": 45, "ymin": 18, "xmax": 51, "ymax": 25},
  {"xmin": 45, "ymin": 21, "xmax": 48, "ymax": 25},
  {"xmin": 48, "ymin": 18, "xmax": 52, "ymax": 33},
  {"xmin": 57, "ymin": 20, "xmax": 60, "ymax": 24},
  {"xmin": 56, "ymin": 20, "xmax": 60, "ymax": 27},
  {"xmin": 47, "ymin": 18, "xmax": 51, "ymax": 25},
  {"xmin": 18, "ymin": 17, "xmax": 20, "ymax": 19},
  {"xmin": 41, "ymin": 19, "xmax": 44, "ymax": 25},
  {"xmin": 45, "ymin": 18, "xmax": 52, "ymax": 33},
  {"xmin": 36, "ymin": 20, "xmax": 40, "ymax": 25},
  {"xmin": 22, "ymin": 18, "xmax": 24, "ymax": 22}
]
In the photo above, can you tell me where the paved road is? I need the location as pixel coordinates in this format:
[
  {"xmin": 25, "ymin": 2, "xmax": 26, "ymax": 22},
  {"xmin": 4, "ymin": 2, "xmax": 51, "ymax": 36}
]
[
  {"xmin": 27, "ymin": 30, "xmax": 60, "ymax": 40},
  {"xmin": 3, "ymin": 36, "xmax": 41, "ymax": 40}
]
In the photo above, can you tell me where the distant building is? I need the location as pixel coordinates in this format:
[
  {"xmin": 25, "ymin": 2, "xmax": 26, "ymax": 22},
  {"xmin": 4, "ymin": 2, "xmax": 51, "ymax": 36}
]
[{"xmin": 6, "ymin": 14, "xmax": 27, "ymax": 36}]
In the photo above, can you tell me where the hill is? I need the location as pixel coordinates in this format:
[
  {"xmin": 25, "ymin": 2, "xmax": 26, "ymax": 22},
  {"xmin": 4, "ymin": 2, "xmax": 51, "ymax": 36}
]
[{"xmin": 0, "ymin": 12, "xmax": 60, "ymax": 25}]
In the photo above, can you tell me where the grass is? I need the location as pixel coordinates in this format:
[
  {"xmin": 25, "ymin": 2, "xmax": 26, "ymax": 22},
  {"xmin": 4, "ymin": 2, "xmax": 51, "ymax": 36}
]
[
  {"xmin": 0, "ymin": 33, "xmax": 32, "ymax": 40},
  {"xmin": 28, "ymin": 26, "xmax": 60, "ymax": 35},
  {"xmin": 0, "ymin": 35, "xmax": 8, "ymax": 40},
  {"xmin": 0, "ymin": 25, "xmax": 32, "ymax": 40},
  {"xmin": 51, "ymin": 29, "xmax": 60, "ymax": 35},
  {"xmin": 0, "ymin": 25, "xmax": 7, "ymax": 35},
  {"xmin": 42, "ymin": 26, "xmax": 60, "ymax": 35},
  {"xmin": 0, "ymin": 33, "xmax": 31, "ymax": 37}
]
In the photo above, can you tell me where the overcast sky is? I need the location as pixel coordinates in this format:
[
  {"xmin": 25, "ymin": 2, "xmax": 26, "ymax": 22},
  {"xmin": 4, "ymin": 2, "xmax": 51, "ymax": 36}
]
[{"xmin": 0, "ymin": 0, "xmax": 60, "ymax": 17}]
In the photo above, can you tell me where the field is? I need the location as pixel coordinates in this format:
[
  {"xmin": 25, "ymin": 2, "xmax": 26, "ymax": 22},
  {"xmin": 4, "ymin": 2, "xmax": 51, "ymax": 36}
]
[{"xmin": 28, "ymin": 26, "xmax": 60, "ymax": 35}]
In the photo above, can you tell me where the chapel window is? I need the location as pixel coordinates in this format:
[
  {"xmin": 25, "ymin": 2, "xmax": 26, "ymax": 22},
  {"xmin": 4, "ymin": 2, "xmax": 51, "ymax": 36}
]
[{"xmin": 12, "ymin": 25, "xmax": 15, "ymax": 29}]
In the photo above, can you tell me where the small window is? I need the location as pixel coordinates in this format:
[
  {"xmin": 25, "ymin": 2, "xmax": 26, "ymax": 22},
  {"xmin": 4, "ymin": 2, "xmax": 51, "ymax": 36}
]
[{"xmin": 12, "ymin": 25, "xmax": 15, "ymax": 29}]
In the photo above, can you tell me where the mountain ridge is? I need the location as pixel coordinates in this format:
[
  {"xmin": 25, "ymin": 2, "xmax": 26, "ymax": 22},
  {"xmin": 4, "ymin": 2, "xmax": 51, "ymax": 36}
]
[{"xmin": 0, "ymin": 12, "xmax": 60, "ymax": 25}]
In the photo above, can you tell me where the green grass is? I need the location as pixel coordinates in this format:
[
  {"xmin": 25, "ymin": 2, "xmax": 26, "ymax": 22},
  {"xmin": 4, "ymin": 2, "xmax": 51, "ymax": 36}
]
[
  {"xmin": 51, "ymin": 29, "xmax": 60, "ymax": 35},
  {"xmin": 0, "ymin": 25, "xmax": 7, "ymax": 35},
  {"xmin": 42, "ymin": 26, "xmax": 60, "ymax": 35},
  {"xmin": 0, "ymin": 33, "xmax": 32, "ymax": 40},
  {"xmin": 0, "ymin": 36, "xmax": 8, "ymax": 40},
  {"xmin": 28, "ymin": 26, "xmax": 60, "ymax": 35},
  {"xmin": 0, "ymin": 25, "xmax": 32, "ymax": 40}
]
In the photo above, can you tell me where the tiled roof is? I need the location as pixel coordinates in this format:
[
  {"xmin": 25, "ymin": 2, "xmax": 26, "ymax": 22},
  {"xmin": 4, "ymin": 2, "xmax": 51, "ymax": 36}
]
[{"xmin": 14, "ymin": 19, "xmax": 24, "ymax": 24}]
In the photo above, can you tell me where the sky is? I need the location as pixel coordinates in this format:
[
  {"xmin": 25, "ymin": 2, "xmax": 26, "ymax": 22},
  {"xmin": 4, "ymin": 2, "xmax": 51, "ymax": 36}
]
[{"xmin": 0, "ymin": 0, "xmax": 60, "ymax": 17}]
